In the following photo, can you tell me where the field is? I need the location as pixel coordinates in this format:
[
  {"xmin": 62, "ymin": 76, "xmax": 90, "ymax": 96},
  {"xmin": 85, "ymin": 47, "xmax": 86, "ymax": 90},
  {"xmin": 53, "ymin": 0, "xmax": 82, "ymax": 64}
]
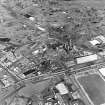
[
  {"xmin": 77, "ymin": 73, "xmax": 105, "ymax": 105},
  {"xmin": 18, "ymin": 79, "xmax": 51, "ymax": 97},
  {"xmin": 75, "ymin": 0, "xmax": 105, "ymax": 9}
]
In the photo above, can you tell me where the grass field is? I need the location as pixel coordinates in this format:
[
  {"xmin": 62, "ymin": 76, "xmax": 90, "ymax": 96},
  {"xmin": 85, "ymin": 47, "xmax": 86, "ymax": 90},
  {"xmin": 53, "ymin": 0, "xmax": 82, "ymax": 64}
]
[{"xmin": 78, "ymin": 74, "xmax": 105, "ymax": 105}]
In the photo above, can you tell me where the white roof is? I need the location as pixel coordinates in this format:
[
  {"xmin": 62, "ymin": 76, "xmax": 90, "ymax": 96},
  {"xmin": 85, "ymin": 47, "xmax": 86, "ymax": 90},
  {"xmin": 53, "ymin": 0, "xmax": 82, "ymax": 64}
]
[
  {"xmin": 99, "ymin": 68, "xmax": 105, "ymax": 76},
  {"xmin": 32, "ymin": 50, "xmax": 39, "ymax": 55},
  {"xmin": 96, "ymin": 35, "xmax": 105, "ymax": 43},
  {"xmin": 37, "ymin": 26, "xmax": 46, "ymax": 31},
  {"xmin": 29, "ymin": 17, "xmax": 35, "ymax": 21},
  {"xmin": 55, "ymin": 82, "xmax": 69, "ymax": 95},
  {"xmin": 77, "ymin": 54, "xmax": 98, "ymax": 64},
  {"xmin": 89, "ymin": 39, "xmax": 100, "ymax": 46}
]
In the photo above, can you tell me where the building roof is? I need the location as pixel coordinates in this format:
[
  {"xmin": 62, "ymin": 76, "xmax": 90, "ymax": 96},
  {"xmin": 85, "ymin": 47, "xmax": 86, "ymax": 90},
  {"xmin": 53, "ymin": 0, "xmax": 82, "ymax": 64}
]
[
  {"xmin": 76, "ymin": 54, "xmax": 98, "ymax": 64},
  {"xmin": 55, "ymin": 82, "xmax": 69, "ymax": 95}
]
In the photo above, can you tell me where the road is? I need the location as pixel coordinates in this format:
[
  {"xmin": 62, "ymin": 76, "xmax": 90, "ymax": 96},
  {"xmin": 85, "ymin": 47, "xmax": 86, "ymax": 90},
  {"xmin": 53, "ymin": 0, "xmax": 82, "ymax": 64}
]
[{"xmin": 1, "ymin": 58, "xmax": 105, "ymax": 104}]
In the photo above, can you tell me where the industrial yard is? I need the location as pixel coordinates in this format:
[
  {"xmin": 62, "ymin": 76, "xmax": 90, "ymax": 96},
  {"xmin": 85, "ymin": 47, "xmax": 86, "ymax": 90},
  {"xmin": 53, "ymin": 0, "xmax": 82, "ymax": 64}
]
[{"xmin": 0, "ymin": 0, "xmax": 105, "ymax": 105}]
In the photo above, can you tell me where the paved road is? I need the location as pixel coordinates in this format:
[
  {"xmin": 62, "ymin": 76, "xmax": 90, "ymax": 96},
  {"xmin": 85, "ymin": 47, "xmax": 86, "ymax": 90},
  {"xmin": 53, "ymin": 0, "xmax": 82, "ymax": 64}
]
[{"xmin": 1, "ymin": 58, "xmax": 105, "ymax": 103}]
